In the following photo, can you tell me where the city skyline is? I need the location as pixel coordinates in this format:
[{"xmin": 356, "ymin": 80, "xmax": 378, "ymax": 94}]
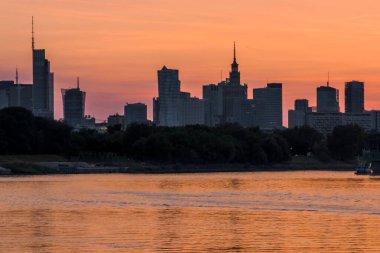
[{"xmin": 1, "ymin": 0, "xmax": 380, "ymax": 125}]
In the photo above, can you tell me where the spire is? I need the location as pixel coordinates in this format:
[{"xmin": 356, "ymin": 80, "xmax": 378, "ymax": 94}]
[
  {"xmin": 77, "ymin": 77, "xmax": 80, "ymax": 89},
  {"xmin": 233, "ymin": 42, "xmax": 236, "ymax": 63},
  {"xmin": 16, "ymin": 67, "xmax": 19, "ymax": 84},
  {"xmin": 32, "ymin": 16, "xmax": 35, "ymax": 50},
  {"xmin": 16, "ymin": 67, "xmax": 20, "ymax": 107}
]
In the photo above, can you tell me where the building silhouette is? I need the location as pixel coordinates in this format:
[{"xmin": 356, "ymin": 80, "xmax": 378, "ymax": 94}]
[
  {"xmin": 288, "ymin": 99, "xmax": 312, "ymax": 128},
  {"xmin": 0, "ymin": 80, "xmax": 33, "ymax": 111},
  {"xmin": 108, "ymin": 113, "xmax": 124, "ymax": 128},
  {"xmin": 155, "ymin": 66, "xmax": 205, "ymax": 127},
  {"xmin": 203, "ymin": 44, "xmax": 248, "ymax": 126},
  {"xmin": 316, "ymin": 85, "xmax": 339, "ymax": 113},
  {"xmin": 178, "ymin": 92, "xmax": 204, "ymax": 125},
  {"xmin": 345, "ymin": 81, "xmax": 364, "ymax": 113},
  {"xmin": 156, "ymin": 66, "xmax": 180, "ymax": 126},
  {"xmin": 125, "ymin": 103, "xmax": 148, "ymax": 125},
  {"xmin": 32, "ymin": 17, "xmax": 54, "ymax": 119},
  {"xmin": 61, "ymin": 78, "xmax": 86, "ymax": 128},
  {"xmin": 252, "ymin": 83, "xmax": 283, "ymax": 130}
]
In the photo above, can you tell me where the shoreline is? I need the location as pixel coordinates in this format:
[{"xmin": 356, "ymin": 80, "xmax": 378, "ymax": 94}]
[{"xmin": 0, "ymin": 156, "xmax": 356, "ymax": 175}]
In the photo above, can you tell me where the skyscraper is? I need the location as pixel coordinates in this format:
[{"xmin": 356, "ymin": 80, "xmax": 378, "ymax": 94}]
[
  {"xmin": 203, "ymin": 44, "xmax": 248, "ymax": 126},
  {"xmin": 61, "ymin": 78, "xmax": 86, "ymax": 128},
  {"xmin": 157, "ymin": 66, "xmax": 180, "ymax": 126},
  {"xmin": 253, "ymin": 83, "xmax": 283, "ymax": 130},
  {"xmin": 32, "ymin": 17, "xmax": 54, "ymax": 119},
  {"xmin": 316, "ymin": 86, "xmax": 339, "ymax": 113},
  {"xmin": 345, "ymin": 81, "xmax": 364, "ymax": 113}
]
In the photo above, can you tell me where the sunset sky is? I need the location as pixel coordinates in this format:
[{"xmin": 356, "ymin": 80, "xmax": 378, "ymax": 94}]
[{"xmin": 1, "ymin": 0, "xmax": 380, "ymax": 125}]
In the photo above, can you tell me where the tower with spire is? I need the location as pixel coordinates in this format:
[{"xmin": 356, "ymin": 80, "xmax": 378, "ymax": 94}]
[
  {"xmin": 32, "ymin": 16, "xmax": 54, "ymax": 119},
  {"xmin": 229, "ymin": 42, "xmax": 241, "ymax": 86}
]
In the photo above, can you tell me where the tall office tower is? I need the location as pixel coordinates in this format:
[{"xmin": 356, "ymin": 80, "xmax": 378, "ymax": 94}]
[
  {"xmin": 229, "ymin": 42, "xmax": 241, "ymax": 86},
  {"xmin": 253, "ymin": 83, "xmax": 283, "ymax": 130},
  {"xmin": 345, "ymin": 81, "xmax": 364, "ymax": 113},
  {"xmin": 316, "ymin": 86, "xmax": 339, "ymax": 113},
  {"xmin": 288, "ymin": 99, "xmax": 312, "ymax": 128},
  {"xmin": 32, "ymin": 17, "xmax": 54, "ymax": 119},
  {"xmin": 125, "ymin": 103, "xmax": 148, "ymax": 125},
  {"xmin": 61, "ymin": 78, "xmax": 86, "ymax": 128},
  {"xmin": 157, "ymin": 66, "xmax": 180, "ymax": 126}
]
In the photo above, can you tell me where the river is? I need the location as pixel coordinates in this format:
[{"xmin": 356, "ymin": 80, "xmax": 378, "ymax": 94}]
[{"xmin": 1, "ymin": 171, "xmax": 380, "ymax": 252}]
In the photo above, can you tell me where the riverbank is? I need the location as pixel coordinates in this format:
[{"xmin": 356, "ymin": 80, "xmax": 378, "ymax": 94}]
[{"xmin": 0, "ymin": 155, "xmax": 356, "ymax": 175}]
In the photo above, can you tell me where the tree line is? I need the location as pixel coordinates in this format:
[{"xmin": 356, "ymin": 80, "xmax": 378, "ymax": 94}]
[{"xmin": 0, "ymin": 107, "xmax": 377, "ymax": 163}]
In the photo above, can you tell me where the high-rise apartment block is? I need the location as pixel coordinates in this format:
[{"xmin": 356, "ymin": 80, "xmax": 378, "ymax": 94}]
[
  {"xmin": 345, "ymin": 81, "xmax": 364, "ymax": 113},
  {"xmin": 61, "ymin": 78, "xmax": 86, "ymax": 128},
  {"xmin": 317, "ymin": 86, "xmax": 339, "ymax": 113},
  {"xmin": 252, "ymin": 83, "xmax": 283, "ymax": 130}
]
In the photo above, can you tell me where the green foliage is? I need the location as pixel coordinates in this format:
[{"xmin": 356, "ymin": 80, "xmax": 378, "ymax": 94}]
[
  {"xmin": 277, "ymin": 126, "xmax": 323, "ymax": 156},
  {"xmin": 327, "ymin": 124, "xmax": 367, "ymax": 161},
  {"xmin": 0, "ymin": 107, "xmax": 72, "ymax": 155},
  {"xmin": 0, "ymin": 107, "xmax": 373, "ymax": 164}
]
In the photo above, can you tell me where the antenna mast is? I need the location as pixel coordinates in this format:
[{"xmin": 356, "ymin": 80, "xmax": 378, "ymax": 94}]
[
  {"xmin": 327, "ymin": 72, "xmax": 330, "ymax": 87},
  {"xmin": 16, "ymin": 67, "xmax": 20, "ymax": 106},
  {"xmin": 16, "ymin": 67, "xmax": 19, "ymax": 85},
  {"xmin": 32, "ymin": 16, "xmax": 35, "ymax": 50},
  {"xmin": 77, "ymin": 77, "xmax": 80, "ymax": 89}
]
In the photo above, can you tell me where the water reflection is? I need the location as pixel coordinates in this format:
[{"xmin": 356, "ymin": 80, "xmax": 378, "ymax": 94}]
[{"xmin": 1, "ymin": 172, "xmax": 380, "ymax": 252}]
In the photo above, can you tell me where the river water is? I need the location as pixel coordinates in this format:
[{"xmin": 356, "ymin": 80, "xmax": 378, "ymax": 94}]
[{"xmin": 1, "ymin": 171, "xmax": 380, "ymax": 252}]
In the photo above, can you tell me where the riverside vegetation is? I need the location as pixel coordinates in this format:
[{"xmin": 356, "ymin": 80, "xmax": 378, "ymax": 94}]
[{"xmin": 0, "ymin": 107, "xmax": 377, "ymax": 166}]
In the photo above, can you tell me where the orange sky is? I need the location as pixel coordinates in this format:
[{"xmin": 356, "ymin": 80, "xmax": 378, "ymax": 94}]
[{"xmin": 1, "ymin": 0, "xmax": 380, "ymax": 125}]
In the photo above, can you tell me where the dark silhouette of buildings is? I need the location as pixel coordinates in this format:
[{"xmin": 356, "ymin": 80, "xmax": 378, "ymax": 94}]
[
  {"xmin": 288, "ymin": 99, "xmax": 312, "ymax": 128},
  {"xmin": 316, "ymin": 85, "xmax": 339, "ymax": 113},
  {"xmin": 32, "ymin": 17, "xmax": 54, "ymax": 119},
  {"xmin": 345, "ymin": 81, "xmax": 364, "ymax": 113},
  {"xmin": 125, "ymin": 103, "xmax": 148, "ymax": 125},
  {"xmin": 156, "ymin": 66, "xmax": 181, "ymax": 126},
  {"xmin": 203, "ymin": 44, "xmax": 249, "ymax": 127},
  {"xmin": 154, "ymin": 66, "xmax": 204, "ymax": 126},
  {"xmin": 0, "ymin": 80, "xmax": 33, "ymax": 111},
  {"xmin": 252, "ymin": 83, "xmax": 283, "ymax": 130},
  {"xmin": 61, "ymin": 78, "xmax": 86, "ymax": 128}
]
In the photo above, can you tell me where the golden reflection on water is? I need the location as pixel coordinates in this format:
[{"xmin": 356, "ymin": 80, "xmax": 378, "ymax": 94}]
[{"xmin": 1, "ymin": 172, "xmax": 380, "ymax": 252}]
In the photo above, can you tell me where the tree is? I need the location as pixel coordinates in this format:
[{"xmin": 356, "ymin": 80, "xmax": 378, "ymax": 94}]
[{"xmin": 328, "ymin": 124, "xmax": 367, "ymax": 161}]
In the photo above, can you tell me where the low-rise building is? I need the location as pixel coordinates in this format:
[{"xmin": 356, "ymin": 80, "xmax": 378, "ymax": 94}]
[{"xmin": 125, "ymin": 103, "xmax": 148, "ymax": 125}]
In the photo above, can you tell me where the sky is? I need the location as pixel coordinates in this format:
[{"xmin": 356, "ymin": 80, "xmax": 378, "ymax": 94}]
[{"xmin": 1, "ymin": 0, "xmax": 380, "ymax": 125}]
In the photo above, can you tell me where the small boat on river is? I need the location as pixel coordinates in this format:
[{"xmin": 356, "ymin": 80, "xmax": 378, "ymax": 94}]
[{"xmin": 355, "ymin": 162, "xmax": 372, "ymax": 175}]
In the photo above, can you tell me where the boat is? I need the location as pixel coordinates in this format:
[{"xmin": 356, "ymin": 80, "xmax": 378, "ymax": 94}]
[
  {"xmin": 354, "ymin": 161, "xmax": 372, "ymax": 175},
  {"xmin": 355, "ymin": 150, "xmax": 380, "ymax": 176}
]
